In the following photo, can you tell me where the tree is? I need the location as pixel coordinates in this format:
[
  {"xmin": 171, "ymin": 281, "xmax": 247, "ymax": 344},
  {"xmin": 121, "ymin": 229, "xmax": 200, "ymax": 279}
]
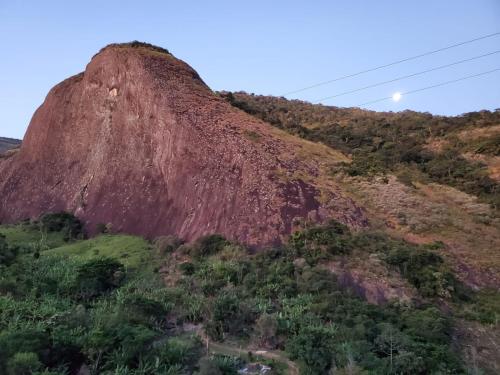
[
  {"xmin": 39, "ymin": 212, "xmax": 84, "ymax": 240},
  {"xmin": 75, "ymin": 257, "xmax": 124, "ymax": 300},
  {"xmin": 255, "ymin": 314, "xmax": 278, "ymax": 348},
  {"xmin": 374, "ymin": 323, "xmax": 409, "ymax": 373},
  {"xmin": 286, "ymin": 325, "xmax": 336, "ymax": 374}
]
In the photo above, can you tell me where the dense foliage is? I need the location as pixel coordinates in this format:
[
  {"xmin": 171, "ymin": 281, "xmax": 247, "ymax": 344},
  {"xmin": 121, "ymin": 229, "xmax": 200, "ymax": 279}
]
[
  {"xmin": 101, "ymin": 41, "xmax": 171, "ymax": 56},
  {"xmin": 0, "ymin": 244, "xmax": 201, "ymax": 374},
  {"xmin": 220, "ymin": 92, "xmax": 500, "ymax": 210},
  {"xmin": 39, "ymin": 212, "xmax": 85, "ymax": 241},
  {"xmin": 1, "ymin": 216, "xmax": 499, "ymax": 374}
]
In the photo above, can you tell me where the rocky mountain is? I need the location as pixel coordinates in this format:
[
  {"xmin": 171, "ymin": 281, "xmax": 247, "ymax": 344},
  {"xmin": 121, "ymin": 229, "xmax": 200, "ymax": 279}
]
[
  {"xmin": 0, "ymin": 42, "xmax": 366, "ymax": 246},
  {"xmin": 0, "ymin": 137, "xmax": 21, "ymax": 154},
  {"xmin": 1, "ymin": 42, "xmax": 499, "ymax": 374}
]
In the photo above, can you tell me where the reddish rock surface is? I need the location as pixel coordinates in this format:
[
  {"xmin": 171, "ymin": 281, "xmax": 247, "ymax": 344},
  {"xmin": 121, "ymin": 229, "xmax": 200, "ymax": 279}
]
[{"xmin": 0, "ymin": 43, "xmax": 366, "ymax": 245}]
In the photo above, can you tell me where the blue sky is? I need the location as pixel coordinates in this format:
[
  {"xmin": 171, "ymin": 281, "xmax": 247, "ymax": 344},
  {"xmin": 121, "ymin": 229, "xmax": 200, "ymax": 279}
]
[{"xmin": 1, "ymin": 0, "xmax": 499, "ymax": 139}]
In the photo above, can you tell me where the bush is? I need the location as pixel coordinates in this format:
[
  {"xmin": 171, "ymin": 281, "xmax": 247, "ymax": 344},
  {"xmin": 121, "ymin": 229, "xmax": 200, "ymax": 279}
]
[
  {"xmin": 0, "ymin": 234, "xmax": 18, "ymax": 266},
  {"xmin": 153, "ymin": 235, "xmax": 182, "ymax": 256},
  {"xmin": 255, "ymin": 313, "xmax": 278, "ymax": 348},
  {"xmin": 179, "ymin": 261, "xmax": 196, "ymax": 275},
  {"xmin": 289, "ymin": 220, "xmax": 351, "ymax": 263},
  {"xmin": 385, "ymin": 247, "xmax": 460, "ymax": 298},
  {"xmin": 286, "ymin": 325, "xmax": 336, "ymax": 374},
  {"xmin": 191, "ymin": 234, "xmax": 229, "ymax": 258},
  {"xmin": 6, "ymin": 352, "xmax": 42, "ymax": 375},
  {"xmin": 74, "ymin": 257, "xmax": 124, "ymax": 300},
  {"xmin": 206, "ymin": 291, "xmax": 255, "ymax": 340},
  {"xmin": 39, "ymin": 212, "xmax": 84, "ymax": 240}
]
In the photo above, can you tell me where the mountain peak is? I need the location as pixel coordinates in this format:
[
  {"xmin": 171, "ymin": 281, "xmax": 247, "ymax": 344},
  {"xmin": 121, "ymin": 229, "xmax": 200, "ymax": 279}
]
[
  {"xmin": 0, "ymin": 44, "xmax": 366, "ymax": 245},
  {"xmin": 97, "ymin": 41, "xmax": 171, "ymax": 56}
]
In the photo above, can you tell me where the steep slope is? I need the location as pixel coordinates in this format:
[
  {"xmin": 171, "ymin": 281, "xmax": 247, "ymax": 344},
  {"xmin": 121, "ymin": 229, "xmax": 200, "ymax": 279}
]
[
  {"xmin": 0, "ymin": 43, "xmax": 366, "ymax": 245},
  {"xmin": 221, "ymin": 92, "xmax": 500, "ymax": 288},
  {"xmin": 0, "ymin": 137, "xmax": 21, "ymax": 153}
]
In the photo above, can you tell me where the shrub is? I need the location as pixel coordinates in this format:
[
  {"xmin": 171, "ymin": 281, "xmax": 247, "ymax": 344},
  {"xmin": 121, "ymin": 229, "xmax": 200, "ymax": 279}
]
[
  {"xmin": 191, "ymin": 234, "xmax": 229, "ymax": 258},
  {"xmin": 74, "ymin": 257, "xmax": 124, "ymax": 300},
  {"xmin": 385, "ymin": 247, "xmax": 460, "ymax": 298},
  {"xmin": 6, "ymin": 352, "xmax": 42, "ymax": 375},
  {"xmin": 286, "ymin": 325, "xmax": 336, "ymax": 374},
  {"xmin": 39, "ymin": 212, "xmax": 84, "ymax": 240},
  {"xmin": 0, "ymin": 234, "xmax": 18, "ymax": 266},
  {"xmin": 255, "ymin": 313, "xmax": 278, "ymax": 348},
  {"xmin": 289, "ymin": 220, "xmax": 351, "ymax": 263},
  {"xmin": 221, "ymin": 92, "xmax": 500, "ymax": 211},
  {"xmin": 207, "ymin": 291, "xmax": 255, "ymax": 340},
  {"xmin": 179, "ymin": 261, "xmax": 196, "ymax": 275},
  {"xmin": 153, "ymin": 235, "xmax": 182, "ymax": 256}
]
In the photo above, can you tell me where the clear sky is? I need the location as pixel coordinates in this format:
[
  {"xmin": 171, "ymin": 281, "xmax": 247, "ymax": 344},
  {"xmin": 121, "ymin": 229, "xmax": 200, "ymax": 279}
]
[{"xmin": 1, "ymin": 0, "xmax": 499, "ymax": 139}]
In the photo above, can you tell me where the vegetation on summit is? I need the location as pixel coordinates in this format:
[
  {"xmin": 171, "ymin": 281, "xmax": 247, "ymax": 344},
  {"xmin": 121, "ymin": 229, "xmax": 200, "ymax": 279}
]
[{"xmin": 99, "ymin": 41, "xmax": 171, "ymax": 56}]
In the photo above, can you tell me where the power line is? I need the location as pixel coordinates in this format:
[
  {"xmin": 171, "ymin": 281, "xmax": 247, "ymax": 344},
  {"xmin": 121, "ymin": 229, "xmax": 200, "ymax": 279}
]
[
  {"xmin": 357, "ymin": 68, "xmax": 500, "ymax": 107},
  {"xmin": 316, "ymin": 50, "xmax": 500, "ymax": 102},
  {"xmin": 282, "ymin": 31, "xmax": 500, "ymax": 96}
]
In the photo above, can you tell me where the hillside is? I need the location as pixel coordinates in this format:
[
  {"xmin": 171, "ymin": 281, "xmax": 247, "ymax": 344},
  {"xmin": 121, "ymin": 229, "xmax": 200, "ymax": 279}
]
[
  {"xmin": 2, "ymin": 213, "xmax": 499, "ymax": 374},
  {"xmin": 220, "ymin": 92, "xmax": 500, "ymax": 289},
  {"xmin": 0, "ymin": 137, "xmax": 21, "ymax": 154},
  {"xmin": 220, "ymin": 92, "xmax": 500, "ymax": 202},
  {"xmin": 1, "ymin": 43, "xmax": 499, "ymax": 374}
]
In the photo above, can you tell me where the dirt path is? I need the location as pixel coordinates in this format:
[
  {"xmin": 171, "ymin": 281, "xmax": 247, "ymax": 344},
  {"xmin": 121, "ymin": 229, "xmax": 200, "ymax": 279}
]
[{"xmin": 195, "ymin": 330, "xmax": 300, "ymax": 375}]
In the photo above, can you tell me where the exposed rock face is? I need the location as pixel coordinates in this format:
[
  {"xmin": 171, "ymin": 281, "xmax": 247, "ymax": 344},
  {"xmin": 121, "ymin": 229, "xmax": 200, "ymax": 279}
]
[
  {"xmin": 0, "ymin": 43, "xmax": 367, "ymax": 245},
  {"xmin": 326, "ymin": 258, "xmax": 417, "ymax": 305}
]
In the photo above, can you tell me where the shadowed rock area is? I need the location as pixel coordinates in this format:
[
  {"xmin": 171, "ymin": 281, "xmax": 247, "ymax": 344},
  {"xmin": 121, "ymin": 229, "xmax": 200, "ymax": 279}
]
[{"xmin": 0, "ymin": 42, "xmax": 366, "ymax": 245}]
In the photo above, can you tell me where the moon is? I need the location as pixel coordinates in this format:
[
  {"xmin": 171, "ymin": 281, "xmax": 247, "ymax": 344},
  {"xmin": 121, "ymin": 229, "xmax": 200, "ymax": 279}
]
[{"xmin": 392, "ymin": 92, "xmax": 402, "ymax": 102}]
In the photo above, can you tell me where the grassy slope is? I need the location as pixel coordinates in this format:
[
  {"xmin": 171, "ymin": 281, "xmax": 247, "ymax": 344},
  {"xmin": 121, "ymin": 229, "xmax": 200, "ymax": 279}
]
[
  {"xmin": 0, "ymin": 224, "xmax": 152, "ymax": 268},
  {"xmin": 46, "ymin": 234, "xmax": 152, "ymax": 268},
  {"xmin": 0, "ymin": 224, "xmax": 66, "ymax": 248}
]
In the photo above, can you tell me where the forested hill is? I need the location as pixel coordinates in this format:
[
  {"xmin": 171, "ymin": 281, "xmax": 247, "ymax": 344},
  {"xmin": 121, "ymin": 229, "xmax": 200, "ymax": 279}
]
[
  {"xmin": 220, "ymin": 92, "xmax": 500, "ymax": 210},
  {"xmin": 0, "ymin": 137, "xmax": 21, "ymax": 153}
]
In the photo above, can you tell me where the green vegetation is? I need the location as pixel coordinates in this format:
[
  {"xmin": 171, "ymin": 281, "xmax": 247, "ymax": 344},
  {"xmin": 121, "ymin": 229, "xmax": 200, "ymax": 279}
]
[
  {"xmin": 46, "ymin": 234, "xmax": 152, "ymax": 268},
  {"xmin": 39, "ymin": 212, "xmax": 84, "ymax": 241},
  {"xmin": 1, "ymin": 215, "xmax": 499, "ymax": 374},
  {"xmin": 103, "ymin": 41, "xmax": 171, "ymax": 56},
  {"xmin": 457, "ymin": 289, "xmax": 500, "ymax": 324},
  {"xmin": 0, "ymin": 222, "xmax": 66, "ymax": 249},
  {"xmin": 220, "ymin": 92, "xmax": 500, "ymax": 210},
  {"xmin": 0, "ymin": 219, "xmax": 200, "ymax": 374},
  {"xmin": 173, "ymin": 221, "xmax": 479, "ymax": 374}
]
